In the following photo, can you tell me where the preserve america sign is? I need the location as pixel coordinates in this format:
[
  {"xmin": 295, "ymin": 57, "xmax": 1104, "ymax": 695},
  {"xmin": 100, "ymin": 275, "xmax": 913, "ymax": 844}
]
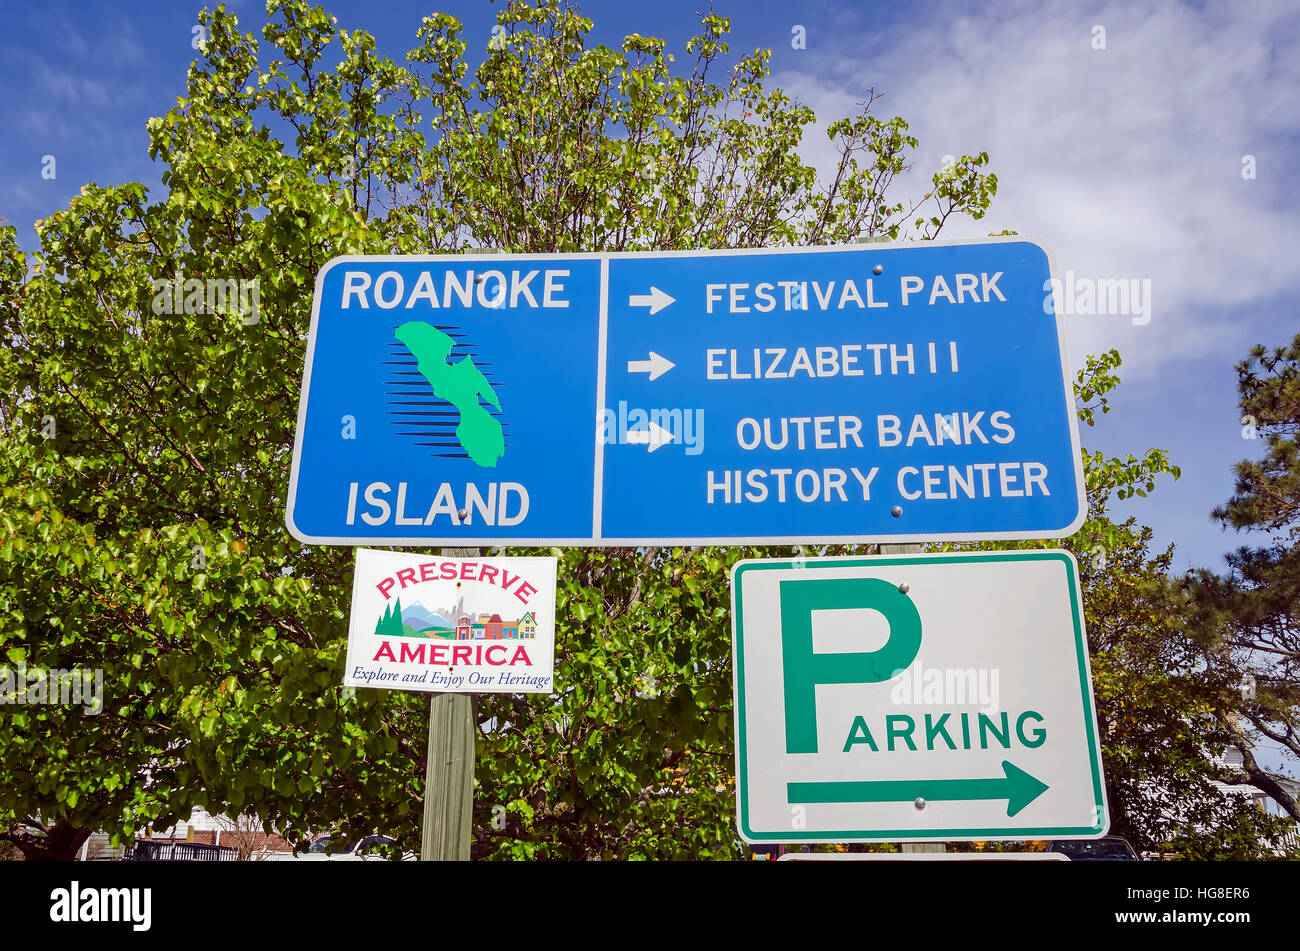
[{"xmin": 344, "ymin": 549, "xmax": 557, "ymax": 693}]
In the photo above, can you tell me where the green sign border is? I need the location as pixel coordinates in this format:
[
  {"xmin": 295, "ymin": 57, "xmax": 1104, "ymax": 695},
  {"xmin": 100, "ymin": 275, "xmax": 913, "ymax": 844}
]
[{"xmin": 731, "ymin": 550, "xmax": 1109, "ymax": 842}]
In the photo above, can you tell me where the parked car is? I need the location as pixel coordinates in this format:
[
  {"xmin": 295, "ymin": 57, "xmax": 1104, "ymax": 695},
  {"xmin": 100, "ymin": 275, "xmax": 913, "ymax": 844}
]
[{"xmin": 1045, "ymin": 836, "xmax": 1139, "ymax": 861}]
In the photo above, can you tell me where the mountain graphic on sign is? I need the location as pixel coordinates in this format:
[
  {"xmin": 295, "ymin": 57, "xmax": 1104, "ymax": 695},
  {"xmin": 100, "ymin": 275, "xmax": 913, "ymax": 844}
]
[
  {"xmin": 394, "ymin": 321, "xmax": 505, "ymax": 468},
  {"xmin": 374, "ymin": 598, "xmax": 458, "ymax": 639},
  {"xmin": 400, "ymin": 603, "xmax": 456, "ymax": 634}
]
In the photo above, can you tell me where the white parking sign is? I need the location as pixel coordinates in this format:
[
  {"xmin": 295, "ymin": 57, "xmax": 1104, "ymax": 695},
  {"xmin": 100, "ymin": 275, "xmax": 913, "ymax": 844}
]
[{"xmin": 731, "ymin": 551, "xmax": 1108, "ymax": 842}]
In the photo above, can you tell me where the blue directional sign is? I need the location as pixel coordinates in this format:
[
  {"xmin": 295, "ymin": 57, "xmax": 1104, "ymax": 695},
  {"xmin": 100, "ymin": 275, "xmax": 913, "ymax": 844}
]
[{"xmin": 286, "ymin": 239, "xmax": 1084, "ymax": 545}]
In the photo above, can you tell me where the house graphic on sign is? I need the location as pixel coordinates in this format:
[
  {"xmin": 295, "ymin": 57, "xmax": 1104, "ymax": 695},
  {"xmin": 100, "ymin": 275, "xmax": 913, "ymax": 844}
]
[{"xmin": 447, "ymin": 609, "xmax": 537, "ymax": 640}]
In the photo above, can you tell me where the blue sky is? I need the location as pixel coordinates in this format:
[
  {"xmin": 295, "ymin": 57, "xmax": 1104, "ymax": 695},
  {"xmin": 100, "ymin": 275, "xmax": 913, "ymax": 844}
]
[{"xmin": 2, "ymin": 0, "xmax": 1297, "ymax": 578}]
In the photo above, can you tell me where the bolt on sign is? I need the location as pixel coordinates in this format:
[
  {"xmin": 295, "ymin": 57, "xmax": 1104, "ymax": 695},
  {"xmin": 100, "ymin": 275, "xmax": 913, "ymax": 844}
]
[
  {"xmin": 731, "ymin": 551, "xmax": 1108, "ymax": 842},
  {"xmin": 344, "ymin": 549, "xmax": 557, "ymax": 694}
]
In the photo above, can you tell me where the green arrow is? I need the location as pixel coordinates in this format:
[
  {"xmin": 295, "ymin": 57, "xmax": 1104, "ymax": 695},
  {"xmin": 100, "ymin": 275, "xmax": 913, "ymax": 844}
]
[{"xmin": 787, "ymin": 761, "xmax": 1049, "ymax": 817}]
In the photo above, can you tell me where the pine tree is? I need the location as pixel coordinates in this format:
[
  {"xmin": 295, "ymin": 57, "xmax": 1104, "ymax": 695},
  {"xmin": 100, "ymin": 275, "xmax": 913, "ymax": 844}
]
[
  {"xmin": 376, "ymin": 599, "xmax": 406, "ymax": 638},
  {"xmin": 1189, "ymin": 334, "xmax": 1300, "ymax": 823}
]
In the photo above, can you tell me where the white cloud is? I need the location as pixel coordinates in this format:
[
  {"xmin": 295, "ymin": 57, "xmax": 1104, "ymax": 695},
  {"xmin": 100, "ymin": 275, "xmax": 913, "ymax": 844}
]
[
  {"xmin": 0, "ymin": 182, "xmax": 37, "ymax": 209},
  {"xmin": 49, "ymin": 14, "xmax": 91, "ymax": 58},
  {"xmin": 772, "ymin": 0, "xmax": 1300, "ymax": 379},
  {"xmin": 103, "ymin": 19, "xmax": 147, "ymax": 69}
]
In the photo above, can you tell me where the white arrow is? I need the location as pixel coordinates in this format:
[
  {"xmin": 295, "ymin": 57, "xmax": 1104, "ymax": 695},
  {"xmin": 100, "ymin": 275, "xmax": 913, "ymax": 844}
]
[
  {"xmin": 626, "ymin": 352, "xmax": 676, "ymax": 381},
  {"xmin": 625, "ymin": 420, "xmax": 675, "ymax": 452},
  {"xmin": 628, "ymin": 286, "xmax": 676, "ymax": 315}
]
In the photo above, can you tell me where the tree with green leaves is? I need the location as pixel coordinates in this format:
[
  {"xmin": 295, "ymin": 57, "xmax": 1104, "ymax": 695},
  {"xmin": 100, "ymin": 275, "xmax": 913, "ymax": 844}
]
[
  {"xmin": 932, "ymin": 350, "xmax": 1289, "ymax": 858},
  {"xmin": 0, "ymin": 0, "xmax": 1002, "ymax": 861},
  {"xmin": 0, "ymin": 0, "xmax": 1262, "ymax": 861},
  {"xmin": 1083, "ymin": 525, "xmax": 1293, "ymax": 857},
  {"xmin": 1185, "ymin": 334, "xmax": 1300, "ymax": 825}
]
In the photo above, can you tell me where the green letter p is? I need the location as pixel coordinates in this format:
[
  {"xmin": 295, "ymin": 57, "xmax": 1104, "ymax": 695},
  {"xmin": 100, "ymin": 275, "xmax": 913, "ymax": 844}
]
[{"xmin": 781, "ymin": 578, "xmax": 922, "ymax": 754}]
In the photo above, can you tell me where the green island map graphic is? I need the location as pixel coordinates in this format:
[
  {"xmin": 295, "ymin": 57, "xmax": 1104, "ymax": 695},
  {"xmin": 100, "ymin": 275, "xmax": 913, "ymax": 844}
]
[{"xmin": 394, "ymin": 321, "xmax": 505, "ymax": 468}]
